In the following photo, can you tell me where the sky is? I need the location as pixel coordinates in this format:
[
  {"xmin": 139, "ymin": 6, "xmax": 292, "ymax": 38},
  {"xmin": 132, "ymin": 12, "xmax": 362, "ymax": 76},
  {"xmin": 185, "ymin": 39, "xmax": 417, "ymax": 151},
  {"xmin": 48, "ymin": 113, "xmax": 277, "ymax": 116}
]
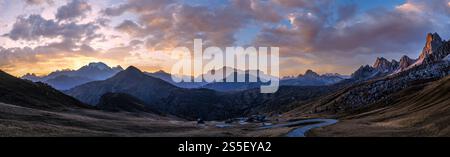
[{"xmin": 0, "ymin": 0, "xmax": 449, "ymax": 77}]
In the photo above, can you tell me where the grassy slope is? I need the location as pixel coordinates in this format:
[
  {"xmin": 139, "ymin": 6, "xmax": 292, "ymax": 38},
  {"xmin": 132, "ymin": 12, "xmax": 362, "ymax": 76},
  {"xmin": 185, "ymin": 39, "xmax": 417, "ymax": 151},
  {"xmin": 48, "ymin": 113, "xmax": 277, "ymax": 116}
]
[
  {"xmin": 0, "ymin": 70, "xmax": 87, "ymax": 110},
  {"xmin": 308, "ymin": 76, "xmax": 450, "ymax": 137}
]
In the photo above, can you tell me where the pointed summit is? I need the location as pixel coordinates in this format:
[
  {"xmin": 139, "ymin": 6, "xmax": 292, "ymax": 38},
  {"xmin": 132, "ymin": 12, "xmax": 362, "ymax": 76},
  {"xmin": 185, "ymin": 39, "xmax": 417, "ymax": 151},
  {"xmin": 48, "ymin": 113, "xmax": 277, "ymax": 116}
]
[
  {"xmin": 124, "ymin": 66, "xmax": 142, "ymax": 73},
  {"xmin": 113, "ymin": 65, "xmax": 124, "ymax": 71},
  {"xmin": 351, "ymin": 65, "xmax": 376, "ymax": 79},
  {"xmin": 373, "ymin": 57, "xmax": 388, "ymax": 68},
  {"xmin": 154, "ymin": 70, "xmax": 169, "ymax": 74},
  {"xmin": 21, "ymin": 73, "xmax": 41, "ymax": 82},
  {"xmin": 398, "ymin": 55, "xmax": 415, "ymax": 70},
  {"xmin": 112, "ymin": 66, "xmax": 145, "ymax": 80},
  {"xmin": 304, "ymin": 69, "xmax": 320, "ymax": 77},
  {"xmin": 86, "ymin": 62, "xmax": 110, "ymax": 70},
  {"xmin": 418, "ymin": 32, "xmax": 445, "ymax": 62}
]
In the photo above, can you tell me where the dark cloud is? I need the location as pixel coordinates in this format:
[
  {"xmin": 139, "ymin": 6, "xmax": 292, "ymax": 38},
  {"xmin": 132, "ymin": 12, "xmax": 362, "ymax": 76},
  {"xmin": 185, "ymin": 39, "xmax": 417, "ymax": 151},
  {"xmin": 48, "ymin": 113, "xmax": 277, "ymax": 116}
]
[
  {"xmin": 55, "ymin": 0, "xmax": 92, "ymax": 21},
  {"xmin": 129, "ymin": 40, "xmax": 143, "ymax": 46},
  {"xmin": 107, "ymin": 0, "xmax": 287, "ymax": 50},
  {"xmin": 273, "ymin": 0, "xmax": 317, "ymax": 8},
  {"xmin": 5, "ymin": 15, "xmax": 59, "ymax": 41},
  {"xmin": 5, "ymin": 14, "xmax": 100, "ymax": 43},
  {"xmin": 103, "ymin": 0, "xmax": 174, "ymax": 16},
  {"xmin": 115, "ymin": 20, "xmax": 147, "ymax": 37},
  {"xmin": 317, "ymin": 10, "xmax": 431, "ymax": 53},
  {"xmin": 24, "ymin": 0, "xmax": 53, "ymax": 5},
  {"xmin": 337, "ymin": 4, "xmax": 357, "ymax": 22},
  {"xmin": 108, "ymin": 2, "xmax": 246, "ymax": 49},
  {"xmin": 101, "ymin": 46, "xmax": 133, "ymax": 60},
  {"xmin": 254, "ymin": 2, "xmax": 435, "ymax": 58},
  {"xmin": 231, "ymin": 0, "xmax": 283, "ymax": 23}
]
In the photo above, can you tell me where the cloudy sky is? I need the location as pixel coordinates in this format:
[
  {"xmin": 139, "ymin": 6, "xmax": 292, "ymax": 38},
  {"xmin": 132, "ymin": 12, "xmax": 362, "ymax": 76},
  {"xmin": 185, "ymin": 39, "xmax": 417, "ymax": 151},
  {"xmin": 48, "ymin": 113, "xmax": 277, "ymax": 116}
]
[{"xmin": 1, "ymin": 0, "xmax": 449, "ymax": 77}]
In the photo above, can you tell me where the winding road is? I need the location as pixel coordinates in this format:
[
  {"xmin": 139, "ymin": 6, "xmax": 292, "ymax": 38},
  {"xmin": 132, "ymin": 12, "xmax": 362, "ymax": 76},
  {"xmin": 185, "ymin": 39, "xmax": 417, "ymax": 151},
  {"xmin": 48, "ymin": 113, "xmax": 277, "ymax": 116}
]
[{"xmin": 260, "ymin": 119, "xmax": 338, "ymax": 137}]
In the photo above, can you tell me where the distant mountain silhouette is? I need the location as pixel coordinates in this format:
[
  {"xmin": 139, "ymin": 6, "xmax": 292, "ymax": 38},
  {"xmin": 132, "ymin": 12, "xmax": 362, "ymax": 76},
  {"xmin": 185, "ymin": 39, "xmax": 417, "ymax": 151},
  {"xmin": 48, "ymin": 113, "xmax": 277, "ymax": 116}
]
[
  {"xmin": 145, "ymin": 67, "xmax": 277, "ymax": 92},
  {"xmin": 66, "ymin": 66, "xmax": 177, "ymax": 105},
  {"xmin": 45, "ymin": 75, "xmax": 94, "ymax": 90},
  {"xmin": 201, "ymin": 67, "xmax": 274, "ymax": 92},
  {"xmin": 280, "ymin": 69, "xmax": 346, "ymax": 86},
  {"xmin": 22, "ymin": 62, "xmax": 123, "ymax": 90}
]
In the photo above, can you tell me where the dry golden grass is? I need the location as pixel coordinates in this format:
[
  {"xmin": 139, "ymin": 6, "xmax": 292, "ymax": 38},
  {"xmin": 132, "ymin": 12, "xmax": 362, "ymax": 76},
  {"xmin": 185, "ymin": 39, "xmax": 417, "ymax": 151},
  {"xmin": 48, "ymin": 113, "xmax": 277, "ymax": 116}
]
[{"xmin": 308, "ymin": 76, "xmax": 450, "ymax": 137}]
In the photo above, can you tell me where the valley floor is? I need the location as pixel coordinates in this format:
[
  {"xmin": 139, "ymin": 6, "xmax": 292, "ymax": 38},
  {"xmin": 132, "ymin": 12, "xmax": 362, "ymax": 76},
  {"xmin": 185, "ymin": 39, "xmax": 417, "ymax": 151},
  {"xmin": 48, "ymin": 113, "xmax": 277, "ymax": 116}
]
[{"xmin": 0, "ymin": 102, "xmax": 301, "ymax": 137}]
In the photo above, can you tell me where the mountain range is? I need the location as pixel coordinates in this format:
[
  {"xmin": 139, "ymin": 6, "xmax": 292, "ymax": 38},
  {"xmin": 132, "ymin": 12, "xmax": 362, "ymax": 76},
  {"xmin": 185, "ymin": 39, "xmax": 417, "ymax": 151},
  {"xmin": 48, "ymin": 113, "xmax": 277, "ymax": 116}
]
[
  {"xmin": 280, "ymin": 69, "xmax": 347, "ymax": 86},
  {"xmin": 296, "ymin": 33, "xmax": 449, "ymax": 116},
  {"xmin": 22, "ymin": 62, "xmax": 123, "ymax": 90},
  {"xmin": 351, "ymin": 33, "xmax": 449, "ymax": 81},
  {"xmin": 64, "ymin": 65, "xmax": 343, "ymax": 120},
  {"xmin": 146, "ymin": 67, "xmax": 345, "ymax": 92},
  {"xmin": 65, "ymin": 66, "xmax": 242, "ymax": 120}
]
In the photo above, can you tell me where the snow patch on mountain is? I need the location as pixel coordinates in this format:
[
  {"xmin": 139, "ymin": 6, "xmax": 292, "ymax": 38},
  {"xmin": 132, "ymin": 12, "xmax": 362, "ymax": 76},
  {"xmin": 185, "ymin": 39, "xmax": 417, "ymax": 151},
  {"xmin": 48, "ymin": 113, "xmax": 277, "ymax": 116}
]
[{"xmin": 21, "ymin": 62, "xmax": 123, "ymax": 90}]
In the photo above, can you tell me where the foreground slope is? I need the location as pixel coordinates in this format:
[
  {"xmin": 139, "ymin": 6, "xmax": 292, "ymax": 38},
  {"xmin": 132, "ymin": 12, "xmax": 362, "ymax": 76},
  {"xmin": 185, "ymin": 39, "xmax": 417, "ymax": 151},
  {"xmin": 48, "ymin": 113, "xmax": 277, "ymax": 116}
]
[
  {"xmin": 0, "ymin": 70, "xmax": 87, "ymax": 110},
  {"xmin": 308, "ymin": 76, "xmax": 450, "ymax": 136},
  {"xmin": 0, "ymin": 102, "xmax": 198, "ymax": 137}
]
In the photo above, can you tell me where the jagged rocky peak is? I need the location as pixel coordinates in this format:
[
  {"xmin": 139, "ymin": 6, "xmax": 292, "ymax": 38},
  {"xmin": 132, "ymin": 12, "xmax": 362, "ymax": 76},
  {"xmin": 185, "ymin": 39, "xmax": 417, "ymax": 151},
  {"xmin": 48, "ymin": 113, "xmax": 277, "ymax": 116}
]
[
  {"xmin": 418, "ymin": 32, "xmax": 445, "ymax": 61},
  {"xmin": 372, "ymin": 56, "xmax": 401, "ymax": 73},
  {"xmin": 399, "ymin": 55, "xmax": 415, "ymax": 69},
  {"xmin": 23, "ymin": 73, "xmax": 37, "ymax": 77},
  {"xmin": 351, "ymin": 65, "xmax": 376, "ymax": 79},
  {"xmin": 22, "ymin": 73, "xmax": 41, "ymax": 81},
  {"xmin": 391, "ymin": 59, "xmax": 399, "ymax": 66},
  {"xmin": 80, "ymin": 62, "xmax": 123, "ymax": 72},
  {"xmin": 425, "ymin": 33, "xmax": 443, "ymax": 50},
  {"xmin": 112, "ymin": 66, "xmax": 145, "ymax": 80},
  {"xmin": 304, "ymin": 69, "xmax": 320, "ymax": 77},
  {"xmin": 87, "ymin": 62, "xmax": 109, "ymax": 70},
  {"xmin": 125, "ymin": 66, "xmax": 142, "ymax": 73},
  {"xmin": 155, "ymin": 70, "xmax": 168, "ymax": 74},
  {"xmin": 373, "ymin": 57, "xmax": 388, "ymax": 68},
  {"xmin": 113, "ymin": 65, "xmax": 124, "ymax": 71}
]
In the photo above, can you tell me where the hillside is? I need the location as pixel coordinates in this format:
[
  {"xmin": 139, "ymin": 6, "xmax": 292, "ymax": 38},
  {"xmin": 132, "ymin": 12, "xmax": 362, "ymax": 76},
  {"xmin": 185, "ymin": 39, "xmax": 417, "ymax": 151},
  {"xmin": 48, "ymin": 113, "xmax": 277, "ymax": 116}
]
[
  {"xmin": 0, "ymin": 70, "xmax": 87, "ymax": 110},
  {"xmin": 97, "ymin": 93, "xmax": 159, "ymax": 113},
  {"xmin": 308, "ymin": 76, "xmax": 450, "ymax": 136},
  {"xmin": 66, "ymin": 66, "xmax": 178, "ymax": 105}
]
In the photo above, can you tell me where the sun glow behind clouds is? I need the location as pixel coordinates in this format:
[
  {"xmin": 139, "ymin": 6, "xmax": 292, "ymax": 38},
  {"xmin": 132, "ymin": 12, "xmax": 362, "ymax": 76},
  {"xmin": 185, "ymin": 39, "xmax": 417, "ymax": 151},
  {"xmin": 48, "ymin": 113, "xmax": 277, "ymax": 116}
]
[{"xmin": 5, "ymin": 56, "xmax": 88, "ymax": 76}]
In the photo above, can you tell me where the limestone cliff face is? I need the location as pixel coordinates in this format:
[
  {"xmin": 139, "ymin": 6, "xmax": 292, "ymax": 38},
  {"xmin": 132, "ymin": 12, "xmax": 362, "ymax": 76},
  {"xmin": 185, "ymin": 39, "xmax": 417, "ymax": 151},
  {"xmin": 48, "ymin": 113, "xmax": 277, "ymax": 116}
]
[
  {"xmin": 418, "ymin": 33, "xmax": 449, "ymax": 64},
  {"xmin": 352, "ymin": 32, "xmax": 450, "ymax": 80},
  {"xmin": 373, "ymin": 57, "xmax": 399, "ymax": 72}
]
